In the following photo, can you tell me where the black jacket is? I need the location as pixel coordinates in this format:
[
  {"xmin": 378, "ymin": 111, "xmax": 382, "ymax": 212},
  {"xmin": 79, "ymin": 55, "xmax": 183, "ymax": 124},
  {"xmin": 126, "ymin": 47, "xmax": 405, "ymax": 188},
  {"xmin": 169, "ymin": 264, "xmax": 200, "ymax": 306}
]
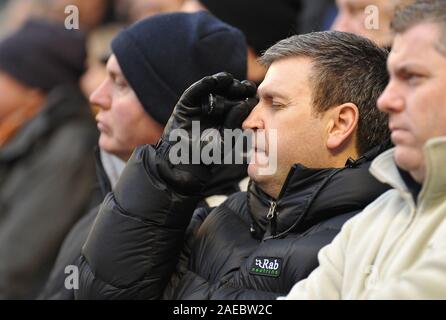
[
  {"xmin": 0, "ymin": 85, "xmax": 97, "ymax": 299},
  {"xmin": 40, "ymin": 149, "xmax": 247, "ymax": 300},
  {"xmin": 76, "ymin": 145, "xmax": 389, "ymax": 300}
]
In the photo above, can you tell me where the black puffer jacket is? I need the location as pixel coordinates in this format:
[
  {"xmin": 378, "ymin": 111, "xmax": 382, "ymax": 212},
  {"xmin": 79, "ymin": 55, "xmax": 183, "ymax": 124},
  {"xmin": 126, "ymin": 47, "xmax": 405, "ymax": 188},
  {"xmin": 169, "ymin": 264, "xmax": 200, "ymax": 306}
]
[
  {"xmin": 76, "ymin": 145, "xmax": 389, "ymax": 299},
  {"xmin": 40, "ymin": 149, "xmax": 247, "ymax": 300}
]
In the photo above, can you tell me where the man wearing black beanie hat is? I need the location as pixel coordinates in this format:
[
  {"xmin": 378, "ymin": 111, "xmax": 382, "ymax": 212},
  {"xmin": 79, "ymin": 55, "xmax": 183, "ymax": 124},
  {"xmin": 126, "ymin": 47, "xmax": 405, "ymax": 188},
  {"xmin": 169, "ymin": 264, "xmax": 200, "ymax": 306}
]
[
  {"xmin": 87, "ymin": 11, "xmax": 247, "ymax": 161},
  {"xmin": 40, "ymin": 11, "xmax": 250, "ymax": 300},
  {"xmin": 0, "ymin": 19, "xmax": 97, "ymax": 299},
  {"xmin": 110, "ymin": 10, "xmax": 247, "ymax": 127}
]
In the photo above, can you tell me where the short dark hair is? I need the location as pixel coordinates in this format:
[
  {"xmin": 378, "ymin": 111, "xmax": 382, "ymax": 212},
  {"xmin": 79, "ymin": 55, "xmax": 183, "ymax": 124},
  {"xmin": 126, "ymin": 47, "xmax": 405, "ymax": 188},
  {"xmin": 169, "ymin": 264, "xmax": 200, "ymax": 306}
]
[
  {"xmin": 392, "ymin": 0, "xmax": 446, "ymax": 56},
  {"xmin": 260, "ymin": 31, "xmax": 390, "ymax": 156}
]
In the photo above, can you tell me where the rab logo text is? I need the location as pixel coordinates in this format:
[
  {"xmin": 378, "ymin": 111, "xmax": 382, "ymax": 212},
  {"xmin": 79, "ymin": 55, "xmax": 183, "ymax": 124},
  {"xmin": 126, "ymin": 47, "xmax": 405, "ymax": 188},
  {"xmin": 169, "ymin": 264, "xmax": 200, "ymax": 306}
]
[{"xmin": 250, "ymin": 257, "xmax": 282, "ymax": 278}]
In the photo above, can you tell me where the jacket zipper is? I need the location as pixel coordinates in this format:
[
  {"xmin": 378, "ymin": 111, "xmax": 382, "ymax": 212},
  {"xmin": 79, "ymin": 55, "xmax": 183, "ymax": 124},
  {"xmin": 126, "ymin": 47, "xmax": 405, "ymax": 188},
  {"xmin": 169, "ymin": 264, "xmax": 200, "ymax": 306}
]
[
  {"xmin": 266, "ymin": 201, "xmax": 278, "ymax": 236},
  {"xmin": 263, "ymin": 167, "xmax": 295, "ymax": 239},
  {"xmin": 263, "ymin": 166, "xmax": 345, "ymax": 241}
]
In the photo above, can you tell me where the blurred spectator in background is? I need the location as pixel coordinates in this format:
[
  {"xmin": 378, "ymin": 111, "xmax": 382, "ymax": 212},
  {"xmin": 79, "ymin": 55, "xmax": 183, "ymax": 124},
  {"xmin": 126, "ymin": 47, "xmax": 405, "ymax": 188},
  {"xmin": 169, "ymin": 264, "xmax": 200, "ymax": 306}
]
[
  {"xmin": 298, "ymin": 0, "xmax": 337, "ymax": 34},
  {"xmin": 181, "ymin": 0, "xmax": 302, "ymax": 84},
  {"xmin": 0, "ymin": 0, "xmax": 34, "ymax": 37},
  {"xmin": 80, "ymin": 0, "xmax": 188, "ymax": 99},
  {"xmin": 39, "ymin": 0, "xmax": 111, "ymax": 30},
  {"xmin": 181, "ymin": 0, "xmax": 337, "ymax": 84},
  {"xmin": 80, "ymin": 25, "xmax": 122, "ymax": 99},
  {"xmin": 4, "ymin": 0, "xmax": 313, "ymax": 99},
  {"xmin": 332, "ymin": 0, "xmax": 413, "ymax": 48},
  {"xmin": 114, "ymin": 0, "xmax": 185, "ymax": 23},
  {"xmin": 0, "ymin": 0, "xmax": 112, "ymax": 36},
  {"xmin": 0, "ymin": 19, "xmax": 97, "ymax": 299},
  {"xmin": 40, "ymin": 11, "xmax": 250, "ymax": 299},
  {"xmin": 69, "ymin": 0, "xmax": 187, "ymax": 99}
]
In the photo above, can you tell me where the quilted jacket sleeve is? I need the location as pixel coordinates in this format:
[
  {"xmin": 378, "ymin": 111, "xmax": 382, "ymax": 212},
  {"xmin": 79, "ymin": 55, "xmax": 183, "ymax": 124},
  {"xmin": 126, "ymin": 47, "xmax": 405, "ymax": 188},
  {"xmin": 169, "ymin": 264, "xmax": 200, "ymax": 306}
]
[{"xmin": 75, "ymin": 145, "xmax": 201, "ymax": 299}]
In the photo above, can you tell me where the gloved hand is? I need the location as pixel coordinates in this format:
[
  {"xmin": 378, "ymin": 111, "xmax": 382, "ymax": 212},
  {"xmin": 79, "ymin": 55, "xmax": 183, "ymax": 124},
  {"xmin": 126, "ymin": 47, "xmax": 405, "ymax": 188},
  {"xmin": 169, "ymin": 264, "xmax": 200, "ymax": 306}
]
[{"xmin": 155, "ymin": 72, "xmax": 258, "ymax": 195}]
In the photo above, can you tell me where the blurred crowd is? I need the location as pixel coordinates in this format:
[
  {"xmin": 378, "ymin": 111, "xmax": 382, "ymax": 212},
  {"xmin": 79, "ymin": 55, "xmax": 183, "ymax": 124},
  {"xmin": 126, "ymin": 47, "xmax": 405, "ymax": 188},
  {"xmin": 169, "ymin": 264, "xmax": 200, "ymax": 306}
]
[
  {"xmin": 0, "ymin": 0, "xmax": 336, "ymax": 299},
  {"xmin": 0, "ymin": 0, "xmax": 445, "ymax": 300}
]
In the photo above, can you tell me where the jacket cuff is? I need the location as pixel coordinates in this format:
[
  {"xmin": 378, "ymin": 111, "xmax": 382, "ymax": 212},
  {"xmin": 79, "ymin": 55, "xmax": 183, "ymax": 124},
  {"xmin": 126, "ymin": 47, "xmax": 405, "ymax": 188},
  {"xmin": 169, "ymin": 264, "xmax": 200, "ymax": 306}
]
[{"xmin": 113, "ymin": 145, "xmax": 200, "ymax": 228}]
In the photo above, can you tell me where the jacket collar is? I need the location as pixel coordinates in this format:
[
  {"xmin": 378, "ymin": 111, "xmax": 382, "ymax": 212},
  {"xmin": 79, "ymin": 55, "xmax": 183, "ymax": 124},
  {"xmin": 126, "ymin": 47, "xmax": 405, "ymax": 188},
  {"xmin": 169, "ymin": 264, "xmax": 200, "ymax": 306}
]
[
  {"xmin": 0, "ymin": 85, "xmax": 88, "ymax": 163},
  {"xmin": 370, "ymin": 136, "xmax": 446, "ymax": 205},
  {"xmin": 248, "ymin": 165, "xmax": 335, "ymax": 239},
  {"xmin": 248, "ymin": 145, "xmax": 390, "ymax": 239}
]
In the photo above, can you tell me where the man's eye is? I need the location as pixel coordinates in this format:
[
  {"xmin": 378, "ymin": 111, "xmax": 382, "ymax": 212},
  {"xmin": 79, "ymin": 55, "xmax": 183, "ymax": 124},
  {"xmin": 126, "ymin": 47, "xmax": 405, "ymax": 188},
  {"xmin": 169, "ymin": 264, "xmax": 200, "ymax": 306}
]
[
  {"xmin": 115, "ymin": 80, "xmax": 127, "ymax": 89},
  {"xmin": 404, "ymin": 73, "xmax": 423, "ymax": 85},
  {"xmin": 347, "ymin": 5, "xmax": 364, "ymax": 16},
  {"xmin": 271, "ymin": 103, "xmax": 284, "ymax": 110}
]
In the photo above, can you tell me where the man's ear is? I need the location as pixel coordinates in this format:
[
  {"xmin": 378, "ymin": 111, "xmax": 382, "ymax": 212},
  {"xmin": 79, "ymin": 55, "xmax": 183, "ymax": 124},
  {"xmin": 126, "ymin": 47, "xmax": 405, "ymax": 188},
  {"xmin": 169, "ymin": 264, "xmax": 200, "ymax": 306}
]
[{"xmin": 325, "ymin": 102, "xmax": 359, "ymax": 152}]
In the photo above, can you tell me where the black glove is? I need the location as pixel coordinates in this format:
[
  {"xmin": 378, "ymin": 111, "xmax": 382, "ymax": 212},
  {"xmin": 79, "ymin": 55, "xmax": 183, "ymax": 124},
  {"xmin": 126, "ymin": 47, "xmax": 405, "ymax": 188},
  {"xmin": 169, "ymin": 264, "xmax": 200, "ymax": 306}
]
[{"xmin": 155, "ymin": 72, "xmax": 258, "ymax": 195}]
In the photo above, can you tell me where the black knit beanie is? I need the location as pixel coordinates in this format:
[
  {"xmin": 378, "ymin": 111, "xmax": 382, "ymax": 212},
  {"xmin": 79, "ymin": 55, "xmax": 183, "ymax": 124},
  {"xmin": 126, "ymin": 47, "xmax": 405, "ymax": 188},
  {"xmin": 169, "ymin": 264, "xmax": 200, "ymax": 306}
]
[
  {"xmin": 111, "ymin": 11, "xmax": 247, "ymax": 126},
  {"xmin": 0, "ymin": 18, "xmax": 87, "ymax": 91},
  {"xmin": 200, "ymin": 0, "xmax": 301, "ymax": 55}
]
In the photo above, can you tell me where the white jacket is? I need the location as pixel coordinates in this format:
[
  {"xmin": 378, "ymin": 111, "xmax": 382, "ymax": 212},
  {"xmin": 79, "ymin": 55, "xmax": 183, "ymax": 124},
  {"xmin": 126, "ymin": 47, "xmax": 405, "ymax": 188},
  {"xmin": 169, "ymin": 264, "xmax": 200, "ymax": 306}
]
[{"xmin": 285, "ymin": 136, "xmax": 446, "ymax": 299}]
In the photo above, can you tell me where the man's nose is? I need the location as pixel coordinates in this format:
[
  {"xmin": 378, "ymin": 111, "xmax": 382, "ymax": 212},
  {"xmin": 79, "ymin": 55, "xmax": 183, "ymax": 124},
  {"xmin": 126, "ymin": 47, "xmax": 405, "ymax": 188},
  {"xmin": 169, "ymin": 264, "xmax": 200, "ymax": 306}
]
[
  {"xmin": 242, "ymin": 103, "xmax": 264, "ymax": 130},
  {"xmin": 90, "ymin": 79, "xmax": 111, "ymax": 110},
  {"xmin": 377, "ymin": 81, "xmax": 404, "ymax": 114}
]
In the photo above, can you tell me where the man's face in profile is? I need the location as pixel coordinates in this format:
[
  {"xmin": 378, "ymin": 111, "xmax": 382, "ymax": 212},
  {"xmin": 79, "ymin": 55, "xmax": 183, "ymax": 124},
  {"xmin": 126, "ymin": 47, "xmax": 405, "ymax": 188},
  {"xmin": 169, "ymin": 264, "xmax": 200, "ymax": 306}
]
[
  {"xmin": 242, "ymin": 57, "xmax": 329, "ymax": 197},
  {"xmin": 378, "ymin": 23, "xmax": 446, "ymax": 182},
  {"xmin": 90, "ymin": 55, "xmax": 163, "ymax": 161}
]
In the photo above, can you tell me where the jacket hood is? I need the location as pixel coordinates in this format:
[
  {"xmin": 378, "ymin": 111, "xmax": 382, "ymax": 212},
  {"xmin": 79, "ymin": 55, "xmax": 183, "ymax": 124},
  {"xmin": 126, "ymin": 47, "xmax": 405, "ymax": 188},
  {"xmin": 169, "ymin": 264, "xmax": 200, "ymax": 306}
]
[{"xmin": 247, "ymin": 145, "xmax": 391, "ymax": 239}]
